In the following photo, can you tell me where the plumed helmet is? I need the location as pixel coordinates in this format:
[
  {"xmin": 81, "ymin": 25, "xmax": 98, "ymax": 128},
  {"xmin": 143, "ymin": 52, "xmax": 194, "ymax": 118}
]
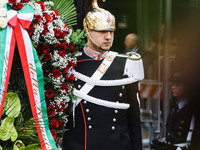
[{"xmin": 83, "ymin": 0, "xmax": 116, "ymax": 31}]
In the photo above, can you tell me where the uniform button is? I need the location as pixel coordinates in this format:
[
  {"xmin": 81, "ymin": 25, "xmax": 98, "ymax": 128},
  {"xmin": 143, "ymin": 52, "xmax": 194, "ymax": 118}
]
[
  {"xmin": 88, "ymin": 125, "xmax": 92, "ymax": 129},
  {"xmin": 86, "ymin": 109, "xmax": 89, "ymax": 113},
  {"xmin": 75, "ymin": 78, "xmax": 78, "ymax": 81},
  {"xmin": 119, "ymin": 93, "xmax": 123, "ymax": 97},
  {"xmin": 114, "ymin": 110, "xmax": 118, "ymax": 114},
  {"xmin": 78, "ymin": 85, "xmax": 81, "ymax": 89},
  {"xmin": 116, "ymin": 101, "xmax": 119, "ymax": 103},
  {"xmin": 179, "ymin": 126, "xmax": 182, "ymax": 130},
  {"xmin": 122, "ymin": 86, "xmax": 125, "ymax": 89},
  {"xmin": 87, "ymin": 117, "xmax": 91, "ymax": 121},
  {"xmin": 112, "ymin": 126, "xmax": 115, "ymax": 130},
  {"xmin": 168, "ymin": 133, "xmax": 170, "ymax": 136},
  {"xmin": 113, "ymin": 118, "xmax": 116, "ymax": 122},
  {"xmin": 168, "ymin": 142, "xmax": 171, "ymax": 145},
  {"xmin": 178, "ymin": 132, "xmax": 182, "ymax": 136},
  {"xmin": 83, "ymin": 101, "xmax": 87, "ymax": 104}
]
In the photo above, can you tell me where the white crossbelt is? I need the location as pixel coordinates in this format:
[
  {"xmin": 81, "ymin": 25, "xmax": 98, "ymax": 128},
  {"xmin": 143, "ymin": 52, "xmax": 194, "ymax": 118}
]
[
  {"xmin": 73, "ymin": 71, "xmax": 138, "ymax": 86},
  {"xmin": 74, "ymin": 51, "xmax": 129, "ymax": 109},
  {"xmin": 72, "ymin": 51, "xmax": 130, "ymax": 126}
]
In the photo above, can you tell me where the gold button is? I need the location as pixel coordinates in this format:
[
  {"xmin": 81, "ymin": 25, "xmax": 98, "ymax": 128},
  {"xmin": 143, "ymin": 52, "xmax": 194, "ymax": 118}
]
[
  {"xmin": 178, "ymin": 132, "xmax": 182, "ymax": 136},
  {"xmin": 168, "ymin": 133, "xmax": 170, "ymax": 136},
  {"xmin": 168, "ymin": 142, "xmax": 171, "ymax": 145},
  {"xmin": 122, "ymin": 86, "xmax": 125, "ymax": 89},
  {"xmin": 179, "ymin": 126, "xmax": 182, "ymax": 130}
]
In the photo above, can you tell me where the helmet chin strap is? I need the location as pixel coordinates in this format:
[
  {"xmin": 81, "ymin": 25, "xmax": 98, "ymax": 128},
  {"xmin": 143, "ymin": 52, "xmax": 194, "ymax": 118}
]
[{"xmin": 84, "ymin": 20, "xmax": 107, "ymax": 52}]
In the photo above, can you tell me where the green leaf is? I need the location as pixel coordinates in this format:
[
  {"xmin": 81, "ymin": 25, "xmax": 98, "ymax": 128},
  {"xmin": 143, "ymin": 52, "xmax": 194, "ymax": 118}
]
[
  {"xmin": 0, "ymin": 117, "xmax": 18, "ymax": 142},
  {"xmin": 13, "ymin": 140, "xmax": 25, "ymax": 150},
  {"xmin": 51, "ymin": 0, "xmax": 77, "ymax": 27},
  {"xmin": 19, "ymin": 144, "xmax": 41, "ymax": 150},
  {"xmin": 3, "ymin": 93, "xmax": 21, "ymax": 118}
]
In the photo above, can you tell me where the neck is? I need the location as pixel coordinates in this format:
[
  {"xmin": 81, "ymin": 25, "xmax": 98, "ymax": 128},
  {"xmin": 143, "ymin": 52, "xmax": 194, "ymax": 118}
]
[
  {"xmin": 87, "ymin": 42, "xmax": 104, "ymax": 53},
  {"xmin": 177, "ymin": 97, "xmax": 185, "ymax": 103}
]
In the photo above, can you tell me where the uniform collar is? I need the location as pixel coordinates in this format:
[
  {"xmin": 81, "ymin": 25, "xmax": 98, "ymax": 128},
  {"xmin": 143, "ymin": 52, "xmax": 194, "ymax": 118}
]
[
  {"xmin": 178, "ymin": 99, "xmax": 188, "ymax": 110},
  {"xmin": 83, "ymin": 46, "xmax": 108, "ymax": 60}
]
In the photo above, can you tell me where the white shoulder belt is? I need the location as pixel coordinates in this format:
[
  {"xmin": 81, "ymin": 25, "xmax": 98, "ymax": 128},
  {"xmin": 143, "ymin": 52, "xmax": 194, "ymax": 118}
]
[{"xmin": 73, "ymin": 51, "xmax": 130, "ymax": 110}]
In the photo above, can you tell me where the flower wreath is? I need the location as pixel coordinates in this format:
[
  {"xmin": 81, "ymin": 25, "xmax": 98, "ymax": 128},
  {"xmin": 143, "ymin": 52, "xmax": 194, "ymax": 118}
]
[{"xmin": 0, "ymin": 0, "xmax": 86, "ymax": 147}]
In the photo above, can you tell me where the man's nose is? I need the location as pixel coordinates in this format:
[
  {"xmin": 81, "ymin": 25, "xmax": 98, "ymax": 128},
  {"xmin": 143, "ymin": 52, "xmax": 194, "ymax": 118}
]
[{"xmin": 105, "ymin": 32, "xmax": 112, "ymax": 39}]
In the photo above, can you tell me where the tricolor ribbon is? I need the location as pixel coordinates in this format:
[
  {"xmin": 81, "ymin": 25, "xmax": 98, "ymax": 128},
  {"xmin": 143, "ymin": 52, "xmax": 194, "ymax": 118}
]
[{"xmin": 0, "ymin": 5, "xmax": 57, "ymax": 150}]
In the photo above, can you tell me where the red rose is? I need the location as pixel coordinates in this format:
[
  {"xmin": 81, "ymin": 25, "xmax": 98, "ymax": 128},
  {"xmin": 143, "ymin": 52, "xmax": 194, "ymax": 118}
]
[
  {"xmin": 12, "ymin": 2, "xmax": 23, "ymax": 11},
  {"xmin": 8, "ymin": 0, "xmax": 16, "ymax": 4},
  {"xmin": 43, "ymin": 24, "xmax": 48, "ymax": 35},
  {"xmin": 50, "ymin": 129, "xmax": 57, "ymax": 140},
  {"xmin": 65, "ymin": 74, "xmax": 74, "ymax": 83},
  {"xmin": 43, "ymin": 70, "xmax": 49, "ymax": 77},
  {"xmin": 36, "ymin": 44, "xmax": 49, "ymax": 54},
  {"xmin": 60, "ymin": 41, "xmax": 67, "ymax": 49},
  {"xmin": 27, "ymin": 25, "xmax": 35, "ymax": 36},
  {"xmin": 63, "ymin": 65, "xmax": 70, "ymax": 73},
  {"xmin": 43, "ymin": 13, "xmax": 52, "ymax": 23},
  {"xmin": 60, "ymin": 31, "xmax": 66, "ymax": 38},
  {"xmin": 47, "ymin": 105, "xmax": 55, "ymax": 117},
  {"xmin": 42, "ymin": 53, "xmax": 51, "ymax": 62},
  {"xmin": 51, "ymin": 9, "xmax": 60, "ymax": 19},
  {"xmin": 52, "ymin": 68, "xmax": 61, "ymax": 78},
  {"xmin": 41, "ymin": 44, "xmax": 49, "ymax": 54},
  {"xmin": 57, "ymin": 101, "xmax": 65, "ymax": 111},
  {"xmin": 53, "ymin": 43, "xmax": 59, "ymax": 49},
  {"xmin": 34, "ymin": 15, "xmax": 42, "ymax": 24},
  {"xmin": 58, "ymin": 50, "xmax": 67, "ymax": 58},
  {"xmin": 67, "ymin": 43, "xmax": 74, "ymax": 54},
  {"xmin": 54, "ymin": 29, "xmax": 62, "ymax": 38},
  {"xmin": 63, "ymin": 107, "xmax": 69, "ymax": 115},
  {"xmin": 61, "ymin": 83, "xmax": 69, "ymax": 92},
  {"xmin": 69, "ymin": 61, "xmax": 77, "ymax": 68},
  {"xmin": 45, "ymin": 89, "xmax": 54, "ymax": 99},
  {"xmin": 37, "ymin": 1, "xmax": 46, "ymax": 11},
  {"xmin": 64, "ymin": 23, "xmax": 68, "ymax": 29},
  {"xmin": 49, "ymin": 118, "xmax": 60, "ymax": 129}
]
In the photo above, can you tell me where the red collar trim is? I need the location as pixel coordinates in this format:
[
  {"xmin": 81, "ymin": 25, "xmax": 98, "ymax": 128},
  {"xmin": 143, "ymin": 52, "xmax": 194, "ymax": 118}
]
[{"xmin": 83, "ymin": 46, "xmax": 108, "ymax": 60}]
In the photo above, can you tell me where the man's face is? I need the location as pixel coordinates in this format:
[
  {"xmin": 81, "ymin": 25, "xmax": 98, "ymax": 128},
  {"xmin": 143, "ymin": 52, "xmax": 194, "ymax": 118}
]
[
  {"xmin": 124, "ymin": 34, "xmax": 138, "ymax": 51},
  {"xmin": 171, "ymin": 82, "xmax": 184, "ymax": 98},
  {"xmin": 88, "ymin": 29, "xmax": 114, "ymax": 51}
]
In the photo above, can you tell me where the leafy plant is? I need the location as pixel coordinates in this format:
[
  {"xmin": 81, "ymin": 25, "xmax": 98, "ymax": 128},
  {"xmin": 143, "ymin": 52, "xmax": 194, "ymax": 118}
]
[
  {"xmin": 50, "ymin": 0, "xmax": 77, "ymax": 27},
  {"xmin": 0, "ymin": 93, "xmax": 41, "ymax": 150}
]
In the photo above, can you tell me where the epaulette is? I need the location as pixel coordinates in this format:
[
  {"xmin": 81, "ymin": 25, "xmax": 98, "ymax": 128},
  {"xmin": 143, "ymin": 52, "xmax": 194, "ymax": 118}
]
[
  {"xmin": 116, "ymin": 52, "xmax": 141, "ymax": 61},
  {"xmin": 121, "ymin": 52, "xmax": 144, "ymax": 80}
]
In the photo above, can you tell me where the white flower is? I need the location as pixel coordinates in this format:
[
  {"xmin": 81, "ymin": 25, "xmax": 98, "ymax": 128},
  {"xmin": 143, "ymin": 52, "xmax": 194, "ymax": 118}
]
[
  {"xmin": 0, "ymin": 17, "xmax": 7, "ymax": 29},
  {"xmin": 0, "ymin": 8, "xmax": 7, "ymax": 17}
]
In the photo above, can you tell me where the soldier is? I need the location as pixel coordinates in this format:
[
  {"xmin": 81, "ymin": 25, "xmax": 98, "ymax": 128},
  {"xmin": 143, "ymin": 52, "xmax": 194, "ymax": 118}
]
[
  {"xmin": 151, "ymin": 73, "xmax": 195, "ymax": 150},
  {"xmin": 165, "ymin": 73, "xmax": 194, "ymax": 149},
  {"xmin": 63, "ymin": 0, "xmax": 144, "ymax": 150}
]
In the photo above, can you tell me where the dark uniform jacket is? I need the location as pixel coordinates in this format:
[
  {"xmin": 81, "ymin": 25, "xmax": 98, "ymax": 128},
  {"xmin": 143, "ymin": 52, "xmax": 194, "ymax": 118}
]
[
  {"xmin": 63, "ymin": 50, "xmax": 142, "ymax": 150},
  {"xmin": 166, "ymin": 101, "xmax": 194, "ymax": 145}
]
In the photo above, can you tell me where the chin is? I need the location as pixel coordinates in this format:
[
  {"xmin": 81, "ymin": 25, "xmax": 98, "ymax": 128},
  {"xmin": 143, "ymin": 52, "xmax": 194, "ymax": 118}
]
[{"xmin": 101, "ymin": 46, "xmax": 111, "ymax": 51}]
